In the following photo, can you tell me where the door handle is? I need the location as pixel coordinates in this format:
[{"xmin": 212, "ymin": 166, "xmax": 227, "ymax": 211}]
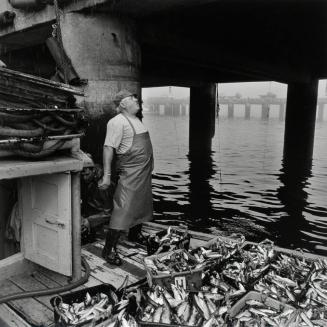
[{"xmin": 45, "ymin": 218, "xmax": 65, "ymax": 228}]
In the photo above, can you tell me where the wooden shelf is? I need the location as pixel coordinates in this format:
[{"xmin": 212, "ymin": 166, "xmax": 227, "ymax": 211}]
[{"xmin": 0, "ymin": 155, "xmax": 84, "ymax": 180}]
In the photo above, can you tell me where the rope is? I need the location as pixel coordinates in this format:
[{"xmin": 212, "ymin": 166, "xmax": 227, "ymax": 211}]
[{"xmin": 53, "ymin": 0, "xmax": 68, "ymax": 84}]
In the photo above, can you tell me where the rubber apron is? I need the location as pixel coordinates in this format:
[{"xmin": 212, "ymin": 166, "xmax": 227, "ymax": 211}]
[{"xmin": 109, "ymin": 114, "xmax": 154, "ymax": 230}]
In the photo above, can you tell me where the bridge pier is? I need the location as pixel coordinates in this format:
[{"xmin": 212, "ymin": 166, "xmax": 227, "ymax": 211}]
[
  {"xmin": 189, "ymin": 83, "xmax": 216, "ymax": 157},
  {"xmin": 228, "ymin": 103, "xmax": 234, "ymax": 118},
  {"xmin": 284, "ymin": 80, "xmax": 318, "ymax": 170},
  {"xmin": 245, "ymin": 103, "xmax": 251, "ymax": 119},
  {"xmin": 261, "ymin": 103, "xmax": 270, "ymax": 120},
  {"xmin": 318, "ymin": 103, "xmax": 324, "ymax": 122},
  {"xmin": 279, "ymin": 103, "xmax": 285, "ymax": 121},
  {"xmin": 58, "ymin": 12, "xmax": 140, "ymax": 163}
]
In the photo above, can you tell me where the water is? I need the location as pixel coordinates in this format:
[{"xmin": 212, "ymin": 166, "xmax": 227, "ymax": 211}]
[{"xmin": 143, "ymin": 113, "xmax": 327, "ymax": 256}]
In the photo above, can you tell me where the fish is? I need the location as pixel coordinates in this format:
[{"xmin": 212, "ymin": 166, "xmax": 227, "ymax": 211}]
[
  {"xmin": 160, "ymin": 305, "xmax": 172, "ymax": 324},
  {"xmin": 187, "ymin": 306, "xmax": 199, "ymax": 326},
  {"xmin": 193, "ymin": 293, "xmax": 210, "ymax": 320},
  {"xmin": 152, "ymin": 306, "xmax": 163, "ymax": 323}
]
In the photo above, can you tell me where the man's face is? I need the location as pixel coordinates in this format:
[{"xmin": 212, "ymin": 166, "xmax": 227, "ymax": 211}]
[{"xmin": 121, "ymin": 95, "xmax": 140, "ymax": 115}]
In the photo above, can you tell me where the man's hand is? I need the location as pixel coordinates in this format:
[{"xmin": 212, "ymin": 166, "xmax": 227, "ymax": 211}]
[{"xmin": 98, "ymin": 175, "xmax": 111, "ymax": 190}]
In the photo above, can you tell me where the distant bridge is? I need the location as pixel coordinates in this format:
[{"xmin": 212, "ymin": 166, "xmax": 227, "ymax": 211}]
[{"xmin": 144, "ymin": 97, "xmax": 327, "ymax": 121}]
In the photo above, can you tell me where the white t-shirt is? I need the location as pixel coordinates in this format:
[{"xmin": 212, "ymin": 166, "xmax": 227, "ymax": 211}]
[{"xmin": 104, "ymin": 113, "xmax": 148, "ymax": 154}]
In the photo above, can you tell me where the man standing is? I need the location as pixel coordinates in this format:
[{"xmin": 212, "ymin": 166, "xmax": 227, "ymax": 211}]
[{"xmin": 98, "ymin": 90, "xmax": 153, "ymax": 265}]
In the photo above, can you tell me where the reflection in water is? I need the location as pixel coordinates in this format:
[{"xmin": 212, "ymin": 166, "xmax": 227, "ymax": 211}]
[
  {"xmin": 275, "ymin": 159, "xmax": 314, "ymax": 251},
  {"xmin": 146, "ymin": 115, "xmax": 327, "ymax": 255},
  {"xmin": 187, "ymin": 152, "xmax": 215, "ymax": 228}
]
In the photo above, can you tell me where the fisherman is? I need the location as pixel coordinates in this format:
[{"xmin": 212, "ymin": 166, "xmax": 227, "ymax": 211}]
[{"xmin": 98, "ymin": 89, "xmax": 154, "ymax": 265}]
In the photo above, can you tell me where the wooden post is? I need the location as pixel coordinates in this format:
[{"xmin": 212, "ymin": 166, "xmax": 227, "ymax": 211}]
[
  {"xmin": 284, "ymin": 80, "xmax": 318, "ymax": 169},
  {"xmin": 189, "ymin": 83, "xmax": 216, "ymax": 157}
]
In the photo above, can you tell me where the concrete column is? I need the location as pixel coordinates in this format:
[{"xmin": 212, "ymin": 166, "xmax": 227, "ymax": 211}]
[
  {"xmin": 181, "ymin": 104, "xmax": 186, "ymax": 116},
  {"xmin": 284, "ymin": 80, "xmax": 318, "ymax": 169},
  {"xmin": 227, "ymin": 103, "xmax": 234, "ymax": 118},
  {"xmin": 279, "ymin": 103, "xmax": 285, "ymax": 121},
  {"xmin": 60, "ymin": 13, "xmax": 141, "ymax": 163},
  {"xmin": 159, "ymin": 105, "xmax": 165, "ymax": 115},
  {"xmin": 245, "ymin": 103, "xmax": 251, "ymax": 119},
  {"xmin": 186, "ymin": 104, "xmax": 190, "ymax": 116},
  {"xmin": 317, "ymin": 103, "xmax": 324, "ymax": 122},
  {"xmin": 261, "ymin": 103, "xmax": 270, "ymax": 120},
  {"xmin": 189, "ymin": 83, "xmax": 216, "ymax": 157}
]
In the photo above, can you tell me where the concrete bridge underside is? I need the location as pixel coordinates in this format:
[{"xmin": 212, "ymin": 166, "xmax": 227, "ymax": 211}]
[{"xmin": 0, "ymin": 0, "xmax": 326, "ymax": 166}]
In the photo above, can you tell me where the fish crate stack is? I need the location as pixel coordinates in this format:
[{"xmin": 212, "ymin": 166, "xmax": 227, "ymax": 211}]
[{"xmin": 0, "ymin": 67, "xmax": 86, "ymax": 159}]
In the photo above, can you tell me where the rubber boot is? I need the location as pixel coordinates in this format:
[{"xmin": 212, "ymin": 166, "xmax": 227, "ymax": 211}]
[
  {"xmin": 102, "ymin": 229, "xmax": 122, "ymax": 265},
  {"xmin": 128, "ymin": 224, "xmax": 147, "ymax": 245}
]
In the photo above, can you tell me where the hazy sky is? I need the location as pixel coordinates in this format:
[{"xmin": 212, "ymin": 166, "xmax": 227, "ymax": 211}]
[{"xmin": 143, "ymin": 80, "xmax": 327, "ymax": 99}]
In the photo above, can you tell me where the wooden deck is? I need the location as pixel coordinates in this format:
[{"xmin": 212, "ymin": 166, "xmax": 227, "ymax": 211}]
[{"xmin": 0, "ymin": 222, "xmax": 214, "ymax": 327}]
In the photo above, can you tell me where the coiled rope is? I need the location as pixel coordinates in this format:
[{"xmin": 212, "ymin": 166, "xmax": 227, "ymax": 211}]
[{"xmin": 0, "ymin": 109, "xmax": 86, "ymax": 158}]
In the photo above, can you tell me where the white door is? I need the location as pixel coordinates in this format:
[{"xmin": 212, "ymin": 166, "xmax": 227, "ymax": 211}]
[{"xmin": 20, "ymin": 173, "xmax": 72, "ymax": 276}]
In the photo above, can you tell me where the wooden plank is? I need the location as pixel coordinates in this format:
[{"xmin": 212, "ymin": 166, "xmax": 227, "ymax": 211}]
[
  {"xmin": 0, "ymin": 279, "xmax": 54, "ymax": 327},
  {"xmin": 0, "ymin": 156, "xmax": 83, "ymax": 179},
  {"xmin": 81, "ymin": 249, "xmax": 139, "ymax": 288},
  {"xmin": 0, "ymin": 254, "xmax": 36, "ymax": 283},
  {"xmin": 0, "ymin": 304, "xmax": 31, "ymax": 327},
  {"xmin": 82, "ymin": 245, "xmax": 143, "ymax": 281},
  {"xmin": 35, "ymin": 265, "xmax": 102, "ymax": 293},
  {"xmin": 9, "ymin": 273, "xmax": 56, "ymax": 310},
  {"xmin": 0, "ymin": 67, "xmax": 84, "ymax": 96},
  {"xmin": 91, "ymin": 243, "xmax": 146, "ymax": 278},
  {"xmin": 93, "ymin": 240, "xmax": 146, "ymax": 270}
]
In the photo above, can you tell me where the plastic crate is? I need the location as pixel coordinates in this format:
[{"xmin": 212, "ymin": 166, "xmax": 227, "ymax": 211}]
[
  {"xmin": 227, "ymin": 291, "xmax": 295, "ymax": 326},
  {"xmin": 50, "ymin": 284, "xmax": 117, "ymax": 327},
  {"xmin": 143, "ymin": 249, "xmax": 203, "ymax": 291},
  {"xmin": 147, "ymin": 228, "xmax": 190, "ymax": 256}
]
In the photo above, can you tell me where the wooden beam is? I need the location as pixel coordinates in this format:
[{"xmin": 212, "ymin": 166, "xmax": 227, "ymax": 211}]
[
  {"xmin": 142, "ymin": 52, "xmax": 268, "ymax": 86},
  {"xmin": 0, "ymin": 304, "xmax": 32, "ymax": 327},
  {"xmin": 0, "ymin": 253, "xmax": 36, "ymax": 283},
  {"xmin": 141, "ymin": 24, "xmax": 311, "ymax": 83}
]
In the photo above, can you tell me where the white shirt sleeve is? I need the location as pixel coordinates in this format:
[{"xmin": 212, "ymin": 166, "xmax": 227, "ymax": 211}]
[{"xmin": 104, "ymin": 118, "xmax": 123, "ymax": 149}]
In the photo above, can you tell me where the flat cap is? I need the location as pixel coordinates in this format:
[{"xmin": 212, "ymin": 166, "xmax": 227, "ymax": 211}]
[{"xmin": 113, "ymin": 89, "xmax": 135, "ymax": 106}]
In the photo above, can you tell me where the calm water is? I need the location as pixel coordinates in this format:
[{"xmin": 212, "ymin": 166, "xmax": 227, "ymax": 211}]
[{"xmin": 143, "ymin": 112, "xmax": 327, "ymax": 256}]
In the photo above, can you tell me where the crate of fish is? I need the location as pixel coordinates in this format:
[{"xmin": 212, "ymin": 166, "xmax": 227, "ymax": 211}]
[
  {"xmin": 219, "ymin": 240, "xmax": 275, "ymax": 290},
  {"xmin": 143, "ymin": 249, "xmax": 204, "ymax": 291},
  {"xmin": 193, "ymin": 233, "xmax": 246, "ymax": 264},
  {"xmin": 50, "ymin": 284, "xmax": 130, "ymax": 327},
  {"xmin": 226, "ymin": 291, "xmax": 296, "ymax": 326},
  {"xmin": 147, "ymin": 226, "xmax": 190, "ymax": 255},
  {"xmin": 137, "ymin": 284, "xmax": 227, "ymax": 327}
]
